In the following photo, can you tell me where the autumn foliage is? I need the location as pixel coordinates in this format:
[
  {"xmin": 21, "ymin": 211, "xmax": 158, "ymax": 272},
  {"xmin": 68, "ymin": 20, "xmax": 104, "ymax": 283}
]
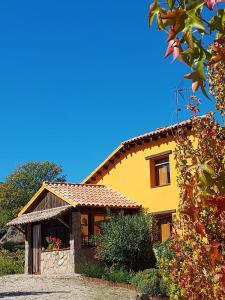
[
  {"xmin": 148, "ymin": 0, "xmax": 225, "ymax": 298},
  {"xmin": 149, "ymin": 0, "xmax": 225, "ymax": 110},
  {"xmin": 170, "ymin": 115, "xmax": 225, "ymax": 299}
]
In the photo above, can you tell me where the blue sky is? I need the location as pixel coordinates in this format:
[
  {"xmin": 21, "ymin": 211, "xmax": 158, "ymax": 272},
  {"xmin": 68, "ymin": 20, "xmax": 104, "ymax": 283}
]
[{"xmin": 0, "ymin": 0, "xmax": 214, "ymax": 182}]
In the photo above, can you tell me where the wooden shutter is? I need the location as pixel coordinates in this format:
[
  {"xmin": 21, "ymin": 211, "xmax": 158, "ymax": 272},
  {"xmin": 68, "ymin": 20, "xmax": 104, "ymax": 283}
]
[{"xmin": 161, "ymin": 223, "xmax": 171, "ymax": 242}]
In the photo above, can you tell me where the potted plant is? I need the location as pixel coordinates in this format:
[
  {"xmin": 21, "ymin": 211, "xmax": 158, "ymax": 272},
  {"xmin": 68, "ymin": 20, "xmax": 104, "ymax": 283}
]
[{"xmin": 46, "ymin": 236, "xmax": 62, "ymax": 250}]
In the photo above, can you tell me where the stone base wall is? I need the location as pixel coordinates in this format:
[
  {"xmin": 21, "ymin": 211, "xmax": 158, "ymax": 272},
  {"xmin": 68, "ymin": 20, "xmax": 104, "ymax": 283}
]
[{"xmin": 41, "ymin": 249, "xmax": 73, "ymax": 275}]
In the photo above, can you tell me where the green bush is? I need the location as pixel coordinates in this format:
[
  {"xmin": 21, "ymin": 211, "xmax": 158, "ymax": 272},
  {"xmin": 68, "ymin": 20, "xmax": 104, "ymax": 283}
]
[
  {"xmin": 76, "ymin": 262, "xmax": 106, "ymax": 278},
  {"xmin": 94, "ymin": 212, "xmax": 156, "ymax": 271},
  {"xmin": 0, "ymin": 249, "xmax": 24, "ymax": 276},
  {"xmin": 131, "ymin": 268, "xmax": 168, "ymax": 297},
  {"xmin": 103, "ymin": 268, "xmax": 133, "ymax": 284},
  {"xmin": 77, "ymin": 261, "xmax": 133, "ymax": 284},
  {"xmin": 153, "ymin": 239, "xmax": 175, "ymax": 263},
  {"xmin": 153, "ymin": 239, "xmax": 182, "ymax": 298}
]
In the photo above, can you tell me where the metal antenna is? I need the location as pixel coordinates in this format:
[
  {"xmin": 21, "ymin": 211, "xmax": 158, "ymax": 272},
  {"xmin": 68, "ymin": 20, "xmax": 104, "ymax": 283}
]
[{"xmin": 174, "ymin": 84, "xmax": 191, "ymax": 123}]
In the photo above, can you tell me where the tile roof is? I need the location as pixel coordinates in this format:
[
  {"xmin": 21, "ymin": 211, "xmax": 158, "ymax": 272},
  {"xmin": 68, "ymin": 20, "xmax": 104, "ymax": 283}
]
[
  {"xmin": 44, "ymin": 182, "xmax": 141, "ymax": 209},
  {"xmin": 122, "ymin": 117, "xmax": 201, "ymax": 145},
  {"xmin": 7, "ymin": 205, "xmax": 72, "ymax": 226},
  {"xmin": 83, "ymin": 116, "xmax": 205, "ymax": 184}
]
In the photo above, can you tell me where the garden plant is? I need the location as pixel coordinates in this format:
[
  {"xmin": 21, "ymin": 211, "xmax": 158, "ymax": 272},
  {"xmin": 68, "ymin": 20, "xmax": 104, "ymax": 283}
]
[{"xmin": 149, "ymin": 0, "xmax": 225, "ymax": 299}]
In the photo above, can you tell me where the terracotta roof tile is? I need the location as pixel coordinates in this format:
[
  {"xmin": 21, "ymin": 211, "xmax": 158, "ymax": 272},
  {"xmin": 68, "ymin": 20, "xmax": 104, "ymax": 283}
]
[
  {"xmin": 44, "ymin": 182, "xmax": 141, "ymax": 209},
  {"xmin": 122, "ymin": 116, "xmax": 205, "ymax": 145},
  {"xmin": 83, "ymin": 116, "xmax": 206, "ymax": 184}
]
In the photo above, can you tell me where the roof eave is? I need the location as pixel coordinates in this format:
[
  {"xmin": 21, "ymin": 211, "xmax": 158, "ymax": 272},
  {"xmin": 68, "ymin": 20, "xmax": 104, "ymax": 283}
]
[{"xmin": 18, "ymin": 183, "xmax": 77, "ymax": 216}]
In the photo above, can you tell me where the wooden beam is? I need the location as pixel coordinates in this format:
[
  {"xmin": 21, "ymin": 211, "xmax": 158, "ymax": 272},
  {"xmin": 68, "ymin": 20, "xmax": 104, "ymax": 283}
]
[
  {"xmin": 57, "ymin": 217, "xmax": 70, "ymax": 229},
  {"xmin": 13, "ymin": 225, "xmax": 25, "ymax": 234},
  {"xmin": 145, "ymin": 150, "xmax": 172, "ymax": 160},
  {"xmin": 120, "ymin": 148, "xmax": 126, "ymax": 153},
  {"xmin": 129, "ymin": 143, "xmax": 136, "ymax": 148},
  {"xmin": 144, "ymin": 138, "xmax": 151, "ymax": 143},
  {"xmin": 152, "ymin": 209, "xmax": 176, "ymax": 216}
]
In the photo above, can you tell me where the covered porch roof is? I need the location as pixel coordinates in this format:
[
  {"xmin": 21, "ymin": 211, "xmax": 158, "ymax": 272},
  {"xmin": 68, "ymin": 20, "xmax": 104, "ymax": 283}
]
[
  {"xmin": 18, "ymin": 181, "xmax": 141, "ymax": 216},
  {"xmin": 7, "ymin": 205, "xmax": 72, "ymax": 226}
]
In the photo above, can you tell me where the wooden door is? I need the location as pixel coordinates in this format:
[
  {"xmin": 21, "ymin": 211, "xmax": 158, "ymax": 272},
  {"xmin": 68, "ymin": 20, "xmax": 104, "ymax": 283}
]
[{"xmin": 32, "ymin": 224, "xmax": 41, "ymax": 274}]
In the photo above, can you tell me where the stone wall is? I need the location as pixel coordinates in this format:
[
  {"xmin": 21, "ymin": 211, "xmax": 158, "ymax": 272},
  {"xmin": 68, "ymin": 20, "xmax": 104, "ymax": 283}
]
[{"xmin": 41, "ymin": 249, "xmax": 73, "ymax": 275}]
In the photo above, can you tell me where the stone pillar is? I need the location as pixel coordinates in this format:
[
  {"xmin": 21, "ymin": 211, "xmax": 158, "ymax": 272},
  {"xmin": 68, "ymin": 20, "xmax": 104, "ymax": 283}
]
[
  {"xmin": 70, "ymin": 211, "xmax": 82, "ymax": 273},
  {"xmin": 24, "ymin": 224, "xmax": 32, "ymax": 274}
]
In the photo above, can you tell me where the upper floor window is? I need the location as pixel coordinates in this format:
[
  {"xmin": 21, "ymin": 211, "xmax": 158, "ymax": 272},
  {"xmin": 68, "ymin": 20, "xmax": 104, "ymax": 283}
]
[
  {"xmin": 145, "ymin": 150, "xmax": 171, "ymax": 188},
  {"xmin": 154, "ymin": 157, "xmax": 170, "ymax": 187}
]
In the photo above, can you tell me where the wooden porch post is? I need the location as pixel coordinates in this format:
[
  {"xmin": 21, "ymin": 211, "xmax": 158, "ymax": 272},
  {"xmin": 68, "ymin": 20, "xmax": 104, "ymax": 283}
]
[
  {"xmin": 24, "ymin": 224, "xmax": 32, "ymax": 274},
  {"xmin": 70, "ymin": 211, "xmax": 82, "ymax": 273}
]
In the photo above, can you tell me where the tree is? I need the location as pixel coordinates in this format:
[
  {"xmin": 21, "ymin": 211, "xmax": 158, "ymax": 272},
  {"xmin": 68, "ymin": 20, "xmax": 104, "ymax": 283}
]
[
  {"xmin": 94, "ymin": 212, "xmax": 156, "ymax": 272},
  {"xmin": 148, "ymin": 0, "xmax": 225, "ymax": 298},
  {"xmin": 149, "ymin": 0, "xmax": 225, "ymax": 113},
  {"xmin": 0, "ymin": 161, "xmax": 66, "ymax": 237}
]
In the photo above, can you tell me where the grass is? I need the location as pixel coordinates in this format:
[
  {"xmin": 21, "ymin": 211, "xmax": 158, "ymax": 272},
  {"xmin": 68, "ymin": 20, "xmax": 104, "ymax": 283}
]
[{"xmin": 0, "ymin": 249, "xmax": 24, "ymax": 276}]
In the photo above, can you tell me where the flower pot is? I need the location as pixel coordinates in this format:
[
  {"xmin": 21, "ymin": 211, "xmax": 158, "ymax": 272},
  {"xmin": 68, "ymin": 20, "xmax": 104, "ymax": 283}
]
[{"xmin": 53, "ymin": 246, "xmax": 60, "ymax": 250}]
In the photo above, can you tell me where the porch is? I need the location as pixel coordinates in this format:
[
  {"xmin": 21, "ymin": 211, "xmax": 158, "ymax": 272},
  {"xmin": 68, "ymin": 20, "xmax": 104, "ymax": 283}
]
[{"xmin": 7, "ymin": 182, "xmax": 141, "ymax": 275}]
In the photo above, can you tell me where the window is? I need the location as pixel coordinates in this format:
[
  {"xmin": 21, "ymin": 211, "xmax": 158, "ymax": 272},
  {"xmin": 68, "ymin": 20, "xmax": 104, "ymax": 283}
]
[
  {"xmin": 80, "ymin": 214, "xmax": 89, "ymax": 245},
  {"xmin": 161, "ymin": 223, "xmax": 171, "ymax": 242},
  {"xmin": 146, "ymin": 151, "xmax": 171, "ymax": 188},
  {"xmin": 155, "ymin": 214, "xmax": 172, "ymax": 242},
  {"xmin": 80, "ymin": 213, "xmax": 108, "ymax": 246},
  {"xmin": 94, "ymin": 215, "xmax": 108, "ymax": 235},
  {"xmin": 42, "ymin": 219, "xmax": 70, "ymax": 250},
  {"xmin": 154, "ymin": 156, "xmax": 170, "ymax": 187}
]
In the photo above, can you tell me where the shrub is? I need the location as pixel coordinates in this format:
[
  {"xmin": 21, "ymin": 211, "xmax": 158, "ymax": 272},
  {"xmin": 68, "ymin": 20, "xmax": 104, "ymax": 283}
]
[
  {"xmin": 94, "ymin": 212, "xmax": 156, "ymax": 271},
  {"xmin": 103, "ymin": 268, "xmax": 133, "ymax": 284},
  {"xmin": 131, "ymin": 268, "xmax": 168, "ymax": 297},
  {"xmin": 153, "ymin": 239, "xmax": 175, "ymax": 281},
  {"xmin": 76, "ymin": 262, "xmax": 106, "ymax": 279},
  {"xmin": 153, "ymin": 240, "xmax": 182, "ymax": 298},
  {"xmin": 0, "ymin": 249, "xmax": 24, "ymax": 276},
  {"xmin": 77, "ymin": 261, "xmax": 133, "ymax": 284}
]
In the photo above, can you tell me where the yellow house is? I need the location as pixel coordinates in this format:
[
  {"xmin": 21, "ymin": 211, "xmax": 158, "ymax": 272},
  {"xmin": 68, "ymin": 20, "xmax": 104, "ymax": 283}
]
[
  {"xmin": 7, "ymin": 117, "xmax": 196, "ymax": 275},
  {"xmin": 82, "ymin": 118, "xmax": 194, "ymax": 241}
]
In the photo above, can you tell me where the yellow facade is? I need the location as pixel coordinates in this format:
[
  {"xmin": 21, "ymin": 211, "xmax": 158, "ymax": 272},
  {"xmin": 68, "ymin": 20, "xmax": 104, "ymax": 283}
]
[{"xmin": 84, "ymin": 136, "xmax": 180, "ymax": 213}]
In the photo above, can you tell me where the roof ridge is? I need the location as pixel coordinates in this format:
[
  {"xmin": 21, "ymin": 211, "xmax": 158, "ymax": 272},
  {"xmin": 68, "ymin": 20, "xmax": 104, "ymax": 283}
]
[
  {"xmin": 44, "ymin": 181, "xmax": 105, "ymax": 187},
  {"xmin": 82, "ymin": 115, "xmax": 207, "ymax": 184},
  {"xmin": 122, "ymin": 115, "xmax": 207, "ymax": 145}
]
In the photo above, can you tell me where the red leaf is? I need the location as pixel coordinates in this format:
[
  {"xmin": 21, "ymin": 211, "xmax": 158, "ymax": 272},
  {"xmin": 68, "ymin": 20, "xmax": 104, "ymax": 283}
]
[
  {"xmin": 194, "ymin": 221, "xmax": 206, "ymax": 237},
  {"xmin": 205, "ymin": 241, "xmax": 223, "ymax": 269}
]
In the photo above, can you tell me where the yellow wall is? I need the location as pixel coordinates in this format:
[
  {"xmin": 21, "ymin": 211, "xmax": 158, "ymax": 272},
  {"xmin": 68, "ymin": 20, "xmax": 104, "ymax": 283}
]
[{"xmin": 94, "ymin": 137, "xmax": 180, "ymax": 213}]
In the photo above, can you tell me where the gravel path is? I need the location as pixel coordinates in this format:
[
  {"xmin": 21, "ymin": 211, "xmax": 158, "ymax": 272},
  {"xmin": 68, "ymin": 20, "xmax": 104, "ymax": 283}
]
[{"xmin": 0, "ymin": 274, "xmax": 136, "ymax": 300}]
